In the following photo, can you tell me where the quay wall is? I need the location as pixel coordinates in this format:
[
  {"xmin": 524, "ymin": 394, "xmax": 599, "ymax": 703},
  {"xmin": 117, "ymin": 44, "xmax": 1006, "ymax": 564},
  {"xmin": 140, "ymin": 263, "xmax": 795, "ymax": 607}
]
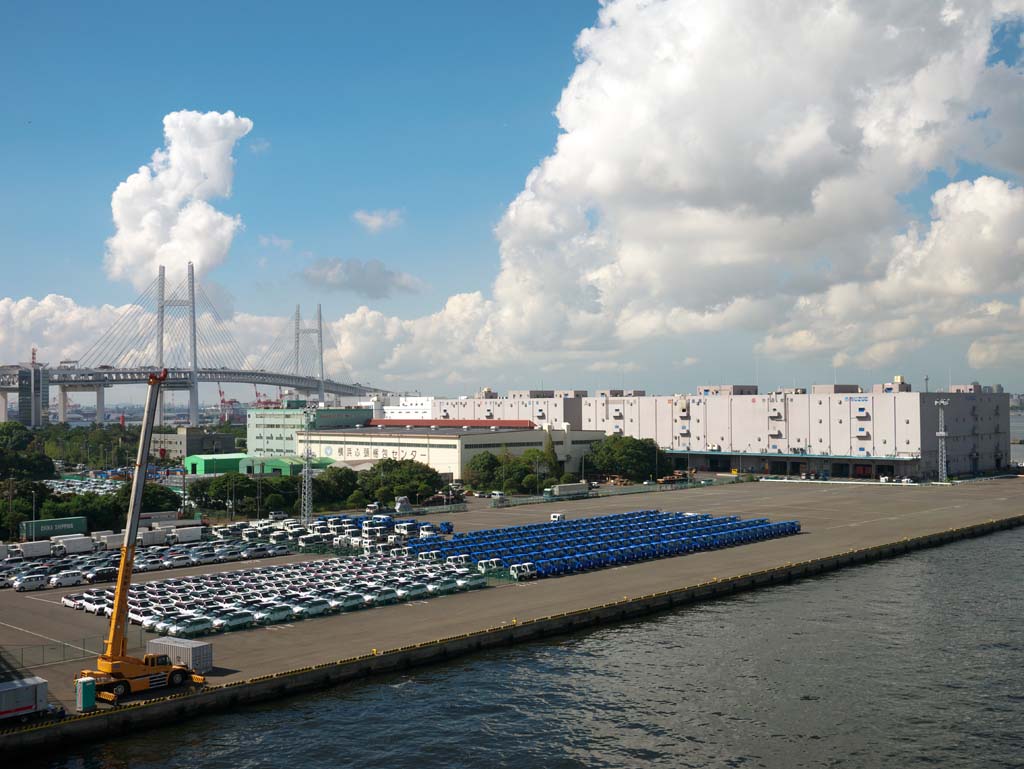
[{"xmin": 3, "ymin": 512, "xmax": 1022, "ymax": 754}]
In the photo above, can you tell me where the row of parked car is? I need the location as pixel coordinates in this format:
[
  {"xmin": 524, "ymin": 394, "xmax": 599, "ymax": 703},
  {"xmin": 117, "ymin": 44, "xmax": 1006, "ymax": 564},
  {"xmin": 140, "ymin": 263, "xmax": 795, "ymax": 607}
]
[
  {"xmin": 2, "ymin": 537, "xmax": 294, "ymax": 592},
  {"xmin": 62, "ymin": 554, "xmax": 489, "ymax": 637}
]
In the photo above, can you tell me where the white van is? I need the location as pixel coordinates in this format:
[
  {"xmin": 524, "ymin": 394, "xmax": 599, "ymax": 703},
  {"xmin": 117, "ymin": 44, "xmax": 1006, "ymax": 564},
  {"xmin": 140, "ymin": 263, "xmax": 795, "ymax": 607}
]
[
  {"xmin": 490, "ymin": 491, "xmax": 505, "ymax": 499},
  {"xmin": 49, "ymin": 570, "xmax": 84, "ymax": 587},
  {"xmin": 14, "ymin": 573, "xmax": 49, "ymax": 591}
]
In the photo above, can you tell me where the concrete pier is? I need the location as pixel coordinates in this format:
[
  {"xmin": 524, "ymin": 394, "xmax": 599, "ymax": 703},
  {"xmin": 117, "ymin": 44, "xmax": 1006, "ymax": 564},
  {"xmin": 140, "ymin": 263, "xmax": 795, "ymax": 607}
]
[{"xmin": 2, "ymin": 479, "xmax": 1022, "ymax": 752}]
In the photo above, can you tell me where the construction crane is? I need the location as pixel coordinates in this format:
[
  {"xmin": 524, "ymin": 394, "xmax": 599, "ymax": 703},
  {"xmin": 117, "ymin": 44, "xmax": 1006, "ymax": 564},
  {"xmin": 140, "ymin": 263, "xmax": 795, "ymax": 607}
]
[{"xmin": 78, "ymin": 369, "xmax": 206, "ymax": 702}]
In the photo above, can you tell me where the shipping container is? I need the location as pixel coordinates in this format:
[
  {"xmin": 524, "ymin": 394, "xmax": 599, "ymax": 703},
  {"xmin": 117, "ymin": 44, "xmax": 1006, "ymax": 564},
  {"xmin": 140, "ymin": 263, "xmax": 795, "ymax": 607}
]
[
  {"xmin": 146, "ymin": 638, "xmax": 213, "ymax": 674},
  {"xmin": 0, "ymin": 677, "xmax": 48, "ymax": 722},
  {"xmin": 139, "ymin": 510, "xmax": 179, "ymax": 525},
  {"xmin": 20, "ymin": 517, "xmax": 87, "ymax": 541}
]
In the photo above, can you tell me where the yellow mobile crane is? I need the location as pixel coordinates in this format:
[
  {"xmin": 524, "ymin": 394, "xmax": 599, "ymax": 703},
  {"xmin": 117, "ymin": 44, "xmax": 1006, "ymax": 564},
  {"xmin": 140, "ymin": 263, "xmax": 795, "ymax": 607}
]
[{"xmin": 78, "ymin": 370, "xmax": 205, "ymax": 702}]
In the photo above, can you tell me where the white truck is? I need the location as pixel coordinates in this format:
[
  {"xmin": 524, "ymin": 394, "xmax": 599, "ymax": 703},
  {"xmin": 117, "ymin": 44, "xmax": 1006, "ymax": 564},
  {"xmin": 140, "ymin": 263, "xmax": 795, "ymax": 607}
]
[
  {"xmin": 96, "ymin": 533, "xmax": 124, "ymax": 551},
  {"xmin": 166, "ymin": 526, "xmax": 202, "ymax": 545},
  {"xmin": 52, "ymin": 536, "xmax": 95, "ymax": 556},
  {"xmin": 545, "ymin": 482, "xmax": 589, "ymax": 498},
  {"xmin": 0, "ymin": 676, "xmax": 63, "ymax": 724},
  {"xmin": 18, "ymin": 541, "xmax": 53, "ymax": 559},
  {"xmin": 136, "ymin": 529, "xmax": 167, "ymax": 547}
]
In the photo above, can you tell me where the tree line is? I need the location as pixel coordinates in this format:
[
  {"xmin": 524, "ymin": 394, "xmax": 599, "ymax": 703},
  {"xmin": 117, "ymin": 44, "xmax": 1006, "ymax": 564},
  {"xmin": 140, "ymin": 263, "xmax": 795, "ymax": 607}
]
[{"xmin": 465, "ymin": 434, "xmax": 671, "ymax": 491}]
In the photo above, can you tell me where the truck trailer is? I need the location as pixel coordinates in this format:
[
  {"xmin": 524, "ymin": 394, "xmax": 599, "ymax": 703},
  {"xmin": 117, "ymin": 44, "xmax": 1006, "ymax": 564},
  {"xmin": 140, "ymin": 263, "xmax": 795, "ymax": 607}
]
[
  {"xmin": 0, "ymin": 677, "xmax": 63, "ymax": 724},
  {"xmin": 543, "ymin": 482, "xmax": 590, "ymax": 499},
  {"xmin": 165, "ymin": 526, "xmax": 202, "ymax": 545},
  {"xmin": 18, "ymin": 541, "xmax": 54, "ymax": 559},
  {"xmin": 136, "ymin": 529, "xmax": 167, "ymax": 547},
  {"xmin": 53, "ymin": 536, "xmax": 96, "ymax": 556}
]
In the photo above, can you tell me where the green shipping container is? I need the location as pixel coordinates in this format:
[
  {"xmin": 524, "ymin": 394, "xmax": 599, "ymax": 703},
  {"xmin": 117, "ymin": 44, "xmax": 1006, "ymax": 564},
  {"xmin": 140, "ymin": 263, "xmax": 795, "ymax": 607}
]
[{"xmin": 20, "ymin": 516, "xmax": 88, "ymax": 540}]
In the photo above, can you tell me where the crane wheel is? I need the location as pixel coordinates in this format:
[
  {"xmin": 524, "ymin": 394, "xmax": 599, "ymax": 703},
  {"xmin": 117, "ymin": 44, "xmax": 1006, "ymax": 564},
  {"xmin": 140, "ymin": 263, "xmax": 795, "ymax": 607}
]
[
  {"xmin": 111, "ymin": 682, "xmax": 129, "ymax": 699},
  {"xmin": 169, "ymin": 670, "xmax": 186, "ymax": 686}
]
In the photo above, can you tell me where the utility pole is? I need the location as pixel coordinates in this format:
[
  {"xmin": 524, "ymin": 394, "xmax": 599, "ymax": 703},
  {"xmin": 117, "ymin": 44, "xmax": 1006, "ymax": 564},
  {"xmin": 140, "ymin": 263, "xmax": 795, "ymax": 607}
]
[
  {"xmin": 935, "ymin": 399, "xmax": 949, "ymax": 483},
  {"xmin": 301, "ymin": 406, "xmax": 315, "ymax": 527}
]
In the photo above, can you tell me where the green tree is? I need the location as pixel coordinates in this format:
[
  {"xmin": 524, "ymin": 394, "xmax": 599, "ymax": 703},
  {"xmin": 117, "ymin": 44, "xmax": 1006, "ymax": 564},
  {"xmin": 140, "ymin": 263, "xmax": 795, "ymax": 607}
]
[
  {"xmin": 264, "ymin": 493, "xmax": 285, "ymax": 511},
  {"xmin": 0, "ymin": 423, "xmax": 32, "ymax": 451},
  {"xmin": 114, "ymin": 482, "xmax": 181, "ymax": 514},
  {"xmin": 316, "ymin": 466, "xmax": 358, "ymax": 504},
  {"xmin": 542, "ymin": 433, "xmax": 561, "ymax": 478},
  {"xmin": 465, "ymin": 451, "xmax": 500, "ymax": 489},
  {"xmin": 559, "ymin": 472, "xmax": 578, "ymax": 484},
  {"xmin": 521, "ymin": 473, "xmax": 539, "ymax": 495},
  {"xmin": 587, "ymin": 435, "xmax": 668, "ymax": 482},
  {"xmin": 346, "ymin": 489, "xmax": 367, "ymax": 509},
  {"xmin": 357, "ymin": 459, "xmax": 442, "ymax": 507}
]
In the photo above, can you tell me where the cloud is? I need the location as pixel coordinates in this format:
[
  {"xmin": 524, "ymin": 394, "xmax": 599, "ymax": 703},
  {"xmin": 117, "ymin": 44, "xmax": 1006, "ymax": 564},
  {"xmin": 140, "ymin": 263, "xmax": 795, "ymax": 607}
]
[
  {"xmin": 248, "ymin": 137, "xmax": 271, "ymax": 154},
  {"xmin": 313, "ymin": 1, "xmax": 1024, "ymax": 387},
  {"xmin": 0, "ymin": 295, "xmax": 131, "ymax": 365},
  {"xmin": 352, "ymin": 209, "xmax": 402, "ymax": 233},
  {"xmin": 258, "ymin": 234, "xmax": 292, "ymax": 250},
  {"xmin": 104, "ymin": 110, "xmax": 252, "ymax": 291},
  {"xmin": 9, "ymin": 3, "xmax": 1024, "ymax": 393},
  {"xmin": 302, "ymin": 258, "xmax": 423, "ymax": 299}
]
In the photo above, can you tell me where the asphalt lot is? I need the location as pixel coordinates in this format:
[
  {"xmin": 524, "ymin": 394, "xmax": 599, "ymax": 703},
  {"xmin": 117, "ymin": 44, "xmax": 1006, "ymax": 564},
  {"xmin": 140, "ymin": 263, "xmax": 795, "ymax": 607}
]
[{"xmin": 3, "ymin": 477, "xmax": 1022, "ymax": 706}]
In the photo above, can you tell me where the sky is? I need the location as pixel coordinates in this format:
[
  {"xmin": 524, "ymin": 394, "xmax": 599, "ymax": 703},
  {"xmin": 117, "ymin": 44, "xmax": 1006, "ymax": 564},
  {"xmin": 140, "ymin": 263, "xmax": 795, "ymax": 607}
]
[{"xmin": 2, "ymin": 0, "xmax": 1024, "ymax": 403}]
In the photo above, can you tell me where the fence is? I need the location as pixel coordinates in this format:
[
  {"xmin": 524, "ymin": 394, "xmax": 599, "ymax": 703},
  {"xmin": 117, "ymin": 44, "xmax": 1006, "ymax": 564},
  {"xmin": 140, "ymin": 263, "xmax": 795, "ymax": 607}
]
[
  {"xmin": 1, "ymin": 627, "xmax": 147, "ymax": 670},
  {"xmin": 489, "ymin": 479, "xmax": 734, "ymax": 508}
]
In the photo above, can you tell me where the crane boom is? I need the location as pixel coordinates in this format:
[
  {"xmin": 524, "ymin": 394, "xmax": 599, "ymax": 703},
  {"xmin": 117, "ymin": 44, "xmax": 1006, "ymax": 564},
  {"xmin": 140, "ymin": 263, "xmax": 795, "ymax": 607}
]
[
  {"xmin": 103, "ymin": 368, "xmax": 166, "ymax": 661},
  {"xmin": 79, "ymin": 369, "xmax": 204, "ymax": 703}
]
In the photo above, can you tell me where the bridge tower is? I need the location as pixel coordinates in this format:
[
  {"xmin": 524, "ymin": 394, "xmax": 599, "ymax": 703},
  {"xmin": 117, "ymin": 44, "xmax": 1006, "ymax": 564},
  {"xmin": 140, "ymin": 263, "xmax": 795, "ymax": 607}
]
[
  {"xmin": 292, "ymin": 304, "xmax": 326, "ymax": 404},
  {"xmin": 155, "ymin": 266, "xmax": 165, "ymax": 426},
  {"xmin": 160, "ymin": 262, "xmax": 200, "ymax": 426}
]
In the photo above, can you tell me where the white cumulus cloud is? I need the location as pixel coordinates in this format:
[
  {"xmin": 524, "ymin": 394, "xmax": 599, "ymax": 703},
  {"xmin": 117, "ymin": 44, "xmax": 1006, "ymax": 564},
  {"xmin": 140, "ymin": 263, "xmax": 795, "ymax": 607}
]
[
  {"xmin": 322, "ymin": 0, "xmax": 1024, "ymax": 386},
  {"xmin": 104, "ymin": 110, "xmax": 253, "ymax": 291}
]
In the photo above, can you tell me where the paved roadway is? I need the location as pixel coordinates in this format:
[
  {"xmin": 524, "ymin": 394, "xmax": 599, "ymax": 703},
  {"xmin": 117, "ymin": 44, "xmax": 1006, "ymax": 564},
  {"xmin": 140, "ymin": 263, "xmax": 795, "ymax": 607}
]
[{"xmin": 3, "ymin": 478, "xmax": 1022, "ymax": 706}]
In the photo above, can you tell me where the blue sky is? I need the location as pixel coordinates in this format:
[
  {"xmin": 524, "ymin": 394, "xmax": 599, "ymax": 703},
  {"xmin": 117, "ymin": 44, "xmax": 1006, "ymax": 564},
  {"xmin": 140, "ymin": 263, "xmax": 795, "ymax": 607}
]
[
  {"xmin": 2, "ymin": 2, "xmax": 1023, "ymax": 399},
  {"xmin": 0, "ymin": 1, "xmax": 595, "ymax": 318}
]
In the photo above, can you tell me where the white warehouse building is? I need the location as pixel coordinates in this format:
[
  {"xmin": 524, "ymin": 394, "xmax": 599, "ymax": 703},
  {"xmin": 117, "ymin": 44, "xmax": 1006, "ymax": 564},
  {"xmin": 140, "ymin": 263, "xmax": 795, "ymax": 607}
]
[
  {"xmin": 297, "ymin": 423, "xmax": 606, "ymax": 481},
  {"xmin": 671, "ymin": 381, "xmax": 1009, "ymax": 480}
]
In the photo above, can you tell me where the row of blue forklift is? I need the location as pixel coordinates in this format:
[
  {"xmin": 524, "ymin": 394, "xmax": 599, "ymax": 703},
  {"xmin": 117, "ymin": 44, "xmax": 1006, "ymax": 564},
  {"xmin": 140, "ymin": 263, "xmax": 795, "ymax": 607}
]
[{"xmin": 400, "ymin": 510, "xmax": 801, "ymax": 579}]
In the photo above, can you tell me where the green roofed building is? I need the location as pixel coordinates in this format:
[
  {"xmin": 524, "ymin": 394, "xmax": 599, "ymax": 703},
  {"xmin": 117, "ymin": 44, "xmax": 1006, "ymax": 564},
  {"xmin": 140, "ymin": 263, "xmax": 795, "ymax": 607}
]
[
  {"xmin": 239, "ymin": 455, "xmax": 336, "ymax": 477},
  {"xmin": 184, "ymin": 453, "xmax": 248, "ymax": 475}
]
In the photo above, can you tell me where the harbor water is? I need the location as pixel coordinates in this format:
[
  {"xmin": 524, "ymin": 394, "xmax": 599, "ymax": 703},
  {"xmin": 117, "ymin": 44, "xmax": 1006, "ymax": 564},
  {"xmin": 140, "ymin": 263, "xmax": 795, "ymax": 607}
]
[{"xmin": 27, "ymin": 526, "xmax": 1023, "ymax": 769}]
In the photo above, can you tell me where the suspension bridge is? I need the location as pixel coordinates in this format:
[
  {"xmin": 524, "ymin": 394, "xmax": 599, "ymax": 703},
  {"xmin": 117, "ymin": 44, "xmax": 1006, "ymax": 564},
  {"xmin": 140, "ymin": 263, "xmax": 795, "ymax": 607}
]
[{"xmin": 0, "ymin": 263, "xmax": 383, "ymax": 426}]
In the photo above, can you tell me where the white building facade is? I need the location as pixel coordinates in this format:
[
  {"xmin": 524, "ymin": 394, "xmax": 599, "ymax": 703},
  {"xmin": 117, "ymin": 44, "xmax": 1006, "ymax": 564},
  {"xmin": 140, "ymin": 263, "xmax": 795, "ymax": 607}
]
[
  {"xmin": 672, "ymin": 384, "xmax": 1009, "ymax": 479},
  {"xmin": 297, "ymin": 424, "xmax": 605, "ymax": 481}
]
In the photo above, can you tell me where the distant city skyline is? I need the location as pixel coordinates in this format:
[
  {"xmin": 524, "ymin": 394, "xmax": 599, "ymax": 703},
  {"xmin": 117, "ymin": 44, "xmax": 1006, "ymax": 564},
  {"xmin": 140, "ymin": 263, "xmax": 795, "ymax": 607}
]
[{"xmin": 2, "ymin": 2, "xmax": 1024, "ymax": 399}]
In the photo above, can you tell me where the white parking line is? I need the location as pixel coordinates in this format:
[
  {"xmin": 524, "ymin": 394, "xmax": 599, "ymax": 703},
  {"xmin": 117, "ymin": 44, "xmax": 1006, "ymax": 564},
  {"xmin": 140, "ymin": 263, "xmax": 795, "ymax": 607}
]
[
  {"xmin": 0, "ymin": 620, "xmax": 94, "ymax": 653},
  {"xmin": 21, "ymin": 595, "xmax": 62, "ymax": 606}
]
